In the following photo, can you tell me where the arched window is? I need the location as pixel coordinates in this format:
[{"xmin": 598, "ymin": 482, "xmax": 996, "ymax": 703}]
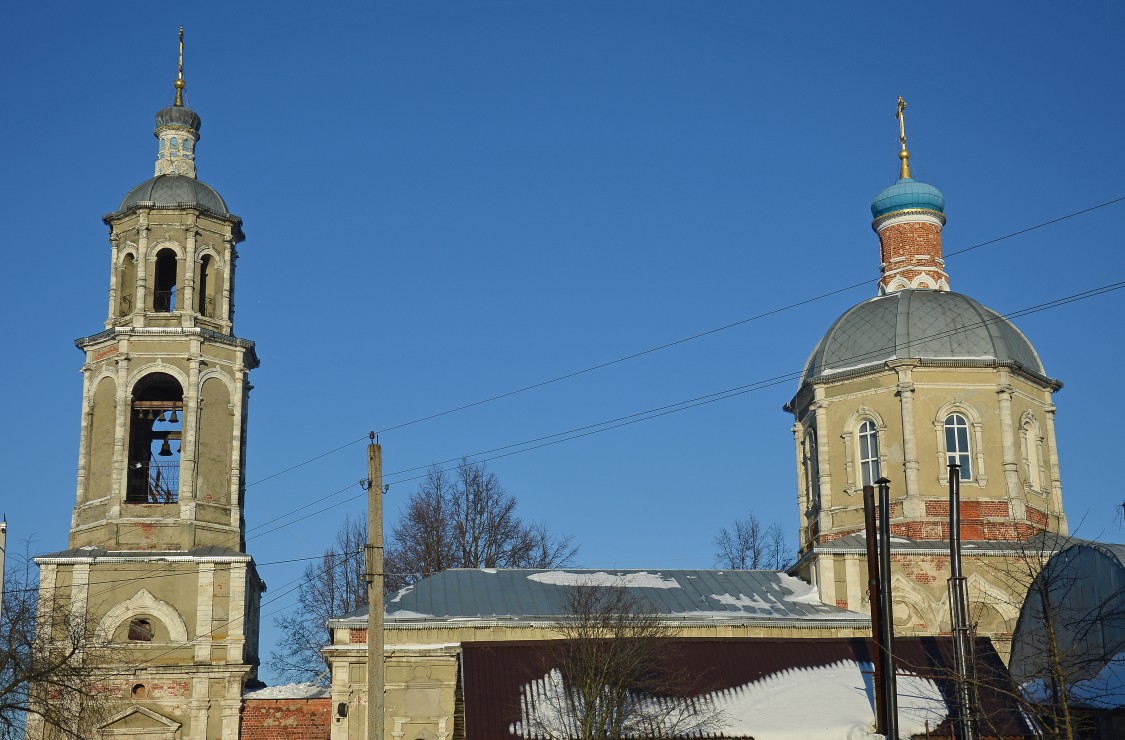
[
  {"xmin": 803, "ymin": 429, "xmax": 820, "ymax": 507},
  {"xmin": 858, "ymin": 420, "xmax": 880, "ymax": 487},
  {"xmin": 944, "ymin": 413, "xmax": 973, "ymax": 480},
  {"xmin": 153, "ymin": 249, "xmax": 177, "ymax": 312}
]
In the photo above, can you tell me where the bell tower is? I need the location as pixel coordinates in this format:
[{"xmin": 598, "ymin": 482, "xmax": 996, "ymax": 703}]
[{"xmin": 33, "ymin": 30, "xmax": 264, "ymax": 740}]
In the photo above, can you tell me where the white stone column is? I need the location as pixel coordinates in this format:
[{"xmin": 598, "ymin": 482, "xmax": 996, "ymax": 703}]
[
  {"xmin": 995, "ymin": 371, "xmax": 1026, "ymax": 520},
  {"xmin": 69, "ymin": 564, "xmax": 91, "ymax": 647},
  {"xmin": 813, "ymin": 390, "xmax": 833, "ymax": 537},
  {"xmin": 181, "ymin": 338, "xmax": 201, "ymax": 513},
  {"xmin": 230, "ymin": 360, "xmax": 247, "ymax": 532},
  {"xmin": 109, "ymin": 344, "xmax": 131, "ymax": 522},
  {"xmin": 106, "ymin": 235, "xmax": 119, "ymax": 323},
  {"xmin": 222, "ymin": 238, "xmax": 235, "ymax": 327},
  {"xmin": 134, "ymin": 218, "xmax": 149, "ymax": 325},
  {"xmin": 816, "ymin": 556, "xmax": 837, "ymax": 607},
  {"xmin": 1043, "ymin": 403, "xmax": 1068, "ymax": 534},
  {"xmin": 844, "ymin": 553, "xmax": 863, "ymax": 612},
  {"xmin": 893, "ymin": 362, "xmax": 923, "ymax": 517},
  {"xmin": 792, "ymin": 422, "xmax": 807, "ymax": 512},
  {"xmin": 73, "ymin": 362, "xmax": 94, "ymax": 520},
  {"xmin": 182, "ymin": 223, "xmax": 198, "ymax": 327},
  {"xmin": 195, "ymin": 563, "xmax": 216, "ymax": 663},
  {"xmin": 229, "ymin": 562, "xmax": 247, "ymax": 649}
]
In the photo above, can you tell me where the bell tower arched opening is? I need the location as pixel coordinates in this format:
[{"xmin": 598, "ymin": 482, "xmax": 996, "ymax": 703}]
[
  {"xmin": 126, "ymin": 372, "xmax": 184, "ymax": 503},
  {"xmin": 153, "ymin": 248, "xmax": 178, "ymax": 311}
]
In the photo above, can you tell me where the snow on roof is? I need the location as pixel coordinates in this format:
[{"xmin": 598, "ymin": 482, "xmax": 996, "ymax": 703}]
[
  {"xmin": 509, "ymin": 660, "xmax": 948, "ymax": 739},
  {"xmin": 330, "ymin": 569, "xmax": 868, "ymax": 628},
  {"xmin": 242, "ymin": 683, "xmax": 330, "ymax": 700},
  {"xmin": 527, "ymin": 570, "xmax": 680, "ymax": 589}
]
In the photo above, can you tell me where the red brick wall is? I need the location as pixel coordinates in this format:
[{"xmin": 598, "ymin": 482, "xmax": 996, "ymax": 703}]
[
  {"xmin": 241, "ymin": 698, "xmax": 331, "ymax": 740},
  {"xmin": 877, "ymin": 220, "xmax": 948, "ymax": 290}
]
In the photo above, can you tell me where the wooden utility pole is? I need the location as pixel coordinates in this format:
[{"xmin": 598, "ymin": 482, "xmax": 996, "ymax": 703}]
[
  {"xmin": 0, "ymin": 517, "xmax": 7, "ymax": 618},
  {"xmin": 363, "ymin": 434, "xmax": 384, "ymax": 740}
]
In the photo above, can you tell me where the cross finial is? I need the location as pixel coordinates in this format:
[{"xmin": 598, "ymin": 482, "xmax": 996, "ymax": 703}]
[
  {"xmin": 895, "ymin": 96, "xmax": 911, "ymax": 179},
  {"xmin": 174, "ymin": 26, "xmax": 186, "ymax": 107}
]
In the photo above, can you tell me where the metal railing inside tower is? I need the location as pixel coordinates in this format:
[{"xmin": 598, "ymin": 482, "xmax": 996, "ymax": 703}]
[{"xmin": 127, "ymin": 459, "xmax": 180, "ymax": 503}]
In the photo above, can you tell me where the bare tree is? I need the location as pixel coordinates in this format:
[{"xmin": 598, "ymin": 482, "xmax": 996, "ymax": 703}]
[
  {"xmin": 385, "ymin": 460, "xmax": 577, "ymax": 591},
  {"xmin": 271, "ymin": 514, "xmax": 367, "ymax": 683},
  {"xmin": 979, "ymin": 534, "xmax": 1125, "ymax": 740},
  {"xmin": 1, "ymin": 547, "xmax": 115, "ymax": 740},
  {"xmin": 516, "ymin": 584, "xmax": 723, "ymax": 739},
  {"xmin": 714, "ymin": 513, "xmax": 792, "ymax": 570}
]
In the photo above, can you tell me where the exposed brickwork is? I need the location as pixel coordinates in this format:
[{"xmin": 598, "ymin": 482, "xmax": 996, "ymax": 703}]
[
  {"xmin": 349, "ymin": 628, "xmax": 367, "ymax": 644},
  {"xmin": 241, "ymin": 698, "xmax": 331, "ymax": 740},
  {"xmin": 877, "ymin": 220, "xmax": 948, "ymax": 291},
  {"xmin": 1027, "ymin": 506, "xmax": 1048, "ymax": 528}
]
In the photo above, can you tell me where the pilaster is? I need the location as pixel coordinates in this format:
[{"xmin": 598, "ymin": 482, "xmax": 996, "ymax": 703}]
[
  {"xmin": 892, "ymin": 361, "xmax": 923, "ymax": 517},
  {"xmin": 195, "ymin": 563, "xmax": 216, "ymax": 663},
  {"xmin": 995, "ymin": 371, "xmax": 1027, "ymax": 521},
  {"xmin": 1043, "ymin": 403, "xmax": 1067, "ymax": 534}
]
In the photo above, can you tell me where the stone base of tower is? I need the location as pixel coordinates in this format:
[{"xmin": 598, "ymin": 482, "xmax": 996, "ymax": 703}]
[
  {"xmin": 31, "ymin": 547, "xmax": 264, "ymax": 740},
  {"xmin": 793, "ymin": 533, "xmax": 1067, "ymax": 664}
]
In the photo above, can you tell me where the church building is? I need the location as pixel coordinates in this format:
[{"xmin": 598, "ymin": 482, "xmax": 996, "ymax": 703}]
[
  {"xmin": 27, "ymin": 29, "xmax": 1072, "ymax": 737},
  {"xmin": 787, "ymin": 99, "xmax": 1067, "ymax": 659},
  {"xmin": 31, "ymin": 35, "xmax": 265, "ymax": 740}
]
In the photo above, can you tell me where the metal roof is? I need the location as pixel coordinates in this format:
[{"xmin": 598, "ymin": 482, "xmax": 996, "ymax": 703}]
[
  {"xmin": 117, "ymin": 174, "xmax": 229, "ymax": 215},
  {"xmin": 801, "ymin": 289, "xmax": 1048, "ymax": 385},
  {"xmin": 333, "ymin": 568, "xmax": 868, "ymax": 627}
]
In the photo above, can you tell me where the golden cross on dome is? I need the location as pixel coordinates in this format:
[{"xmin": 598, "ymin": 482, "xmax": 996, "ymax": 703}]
[
  {"xmin": 895, "ymin": 96, "xmax": 912, "ymax": 179},
  {"xmin": 174, "ymin": 26, "xmax": 185, "ymax": 106}
]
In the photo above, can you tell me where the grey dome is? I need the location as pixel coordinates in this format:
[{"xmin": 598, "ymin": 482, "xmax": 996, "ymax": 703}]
[
  {"xmin": 802, "ymin": 289, "xmax": 1046, "ymax": 384},
  {"xmin": 155, "ymin": 105, "xmax": 201, "ymax": 132},
  {"xmin": 118, "ymin": 175, "xmax": 228, "ymax": 215}
]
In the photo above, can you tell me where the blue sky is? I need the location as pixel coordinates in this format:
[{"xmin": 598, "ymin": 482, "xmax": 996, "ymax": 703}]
[{"xmin": 3, "ymin": 2, "xmax": 1124, "ymax": 684}]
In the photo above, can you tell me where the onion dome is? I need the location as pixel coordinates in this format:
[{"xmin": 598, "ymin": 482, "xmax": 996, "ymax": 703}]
[
  {"xmin": 801, "ymin": 289, "xmax": 1049, "ymax": 385},
  {"xmin": 118, "ymin": 175, "xmax": 228, "ymax": 215},
  {"xmin": 154, "ymin": 104, "xmax": 201, "ymax": 134},
  {"xmin": 871, "ymin": 177, "xmax": 945, "ymax": 220}
]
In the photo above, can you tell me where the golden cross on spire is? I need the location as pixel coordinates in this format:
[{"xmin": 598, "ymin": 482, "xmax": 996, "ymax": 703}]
[
  {"xmin": 172, "ymin": 26, "xmax": 185, "ymax": 106},
  {"xmin": 895, "ymin": 96, "xmax": 911, "ymax": 179}
]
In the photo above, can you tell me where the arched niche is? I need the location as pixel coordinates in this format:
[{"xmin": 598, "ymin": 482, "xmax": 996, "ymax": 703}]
[
  {"xmin": 196, "ymin": 376, "xmax": 232, "ymax": 506},
  {"xmin": 98, "ymin": 588, "xmax": 189, "ymax": 643},
  {"xmin": 85, "ymin": 376, "xmax": 117, "ymax": 503},
  {"xmin": 118, "ymin": 252, "xmax": 138, "ymax": 316}
]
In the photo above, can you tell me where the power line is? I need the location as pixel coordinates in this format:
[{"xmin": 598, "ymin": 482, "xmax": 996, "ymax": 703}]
[
  {"xmin": 243, "ymin": 195, "xmax": 1125, "ymax": 488},
  {"xmin": 22, "ymin": 278, "xmax": 1124, "ymax": 614}
]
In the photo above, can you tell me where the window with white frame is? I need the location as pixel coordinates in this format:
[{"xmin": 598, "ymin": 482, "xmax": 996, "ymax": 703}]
[
  {"xmin": 858, "ymin": 420, "xmax": 880, "ymax": 486},
  {"xmin": 944, "ymin": 413, "xmax": 973, "ymax": 481}
]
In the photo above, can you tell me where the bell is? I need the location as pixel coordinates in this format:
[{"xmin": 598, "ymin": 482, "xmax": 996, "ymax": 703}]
[
  {"xmin": 158, "ymin": 440, "xmax": 173, "ymax": 457},
  {"xmin": 168, "ymin": 410, "xmax": 179, "ymax": 424},
  {"xmin": 157, "ymin": 411, "xmax": 167, "ymax": 422}
]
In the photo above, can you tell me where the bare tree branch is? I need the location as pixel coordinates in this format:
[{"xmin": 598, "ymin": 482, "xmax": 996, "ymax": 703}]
[
  {"xmin": 517, "ymin": 584, "xmax": 723, "ymax": 739},
  {"xmin": 714, "ymin": 513, "xmax": 793, "ymax": 570},
  {"xmin": 1, "ymin": 546, "xmax": 117, "ymax": 740}
]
